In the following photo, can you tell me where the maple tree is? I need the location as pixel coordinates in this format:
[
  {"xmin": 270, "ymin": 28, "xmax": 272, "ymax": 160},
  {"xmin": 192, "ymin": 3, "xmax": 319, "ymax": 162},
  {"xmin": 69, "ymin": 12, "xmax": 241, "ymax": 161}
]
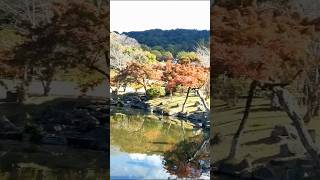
[
  {"xmin": 50, "ymin": 0, "xmax": 109, "ymax": 78},
  {"xmin": 212, "ymin": 1, "xmax": 320, "ymax": 164},
  {"xmin": 115, "ymin": 62, "xmax": 162, "ymax": 94},
  {"xmin": 7, "ymin": 0, "xmax": 108, "ymax": 98},
  {"xmin": 160, "ymin": 60, "xmax": 209, "ymax": 113}
]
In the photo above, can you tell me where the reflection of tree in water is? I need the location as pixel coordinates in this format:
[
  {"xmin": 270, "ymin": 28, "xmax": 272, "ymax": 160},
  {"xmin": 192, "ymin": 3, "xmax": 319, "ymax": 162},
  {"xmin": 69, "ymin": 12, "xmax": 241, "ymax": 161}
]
[
  {"xmin": 163, "ymin": 135, "xmax": 209, "ymax": 178},
  {"xmin": 0, "ymin": 141, "xmax": 108, "ymax": 180},
  {"xmin": 110, "ymin": 112, "xmax": 196, "ymax": 154}
]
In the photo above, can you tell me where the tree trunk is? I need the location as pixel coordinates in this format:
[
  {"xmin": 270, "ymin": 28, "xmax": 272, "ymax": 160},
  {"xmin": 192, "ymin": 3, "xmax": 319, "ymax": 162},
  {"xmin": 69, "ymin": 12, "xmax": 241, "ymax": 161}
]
[
  {"xmin": 273, "ymin": 86, "xmax": 320, "ymax": 168},
  {"xmin": 143, "ymin": 85, "xmax": 147, "ymax": 95},
  {"xmin": 41, "ymin": 80, "xmax": 52, "ymax": 96},
  {"xmin": 271, "ymin": 91, "xmax": 281, "ymax": 110},
  {"xmin": 113, "ymin": 81, "xmax": 120, "ymax": 96},
  {"xmin": 189, "ymin": 138, "xmax": 209, "ymax": 162},
  {"xmin": 181, "ymin": 87, "xmax": 191, "ymax": 113},
  {"xmin": 18, "ymin": 64, "xmax": 30, "ymax": 103},
  {"xmin": 123, "ymin": 83, "xmax": 127, "ymax": 92},
  {"xmin": 227, "ymin": 80, "xmax": 258, "ymax": 160},
  {"xmin": 304, "ymin": 100, "xmax": 313, "ymax": 123},
  {"xmin": 195, "ymin": 89, "xmax": 209, "ymax": 113},
  {"xmin": 313, "ymin": 99, "xmax": 320, "ymax": 117},
  {"xmin": 142, "ymin": 79, "xmax": 147, "ymax": 95}
]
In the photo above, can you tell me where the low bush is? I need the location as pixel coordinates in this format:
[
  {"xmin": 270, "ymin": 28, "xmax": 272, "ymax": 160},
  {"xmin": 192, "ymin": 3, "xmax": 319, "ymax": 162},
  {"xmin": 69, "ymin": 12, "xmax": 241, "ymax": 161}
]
[{"xmin": 146, "ymin": 85, "xmax": 165, "ymax": 99}]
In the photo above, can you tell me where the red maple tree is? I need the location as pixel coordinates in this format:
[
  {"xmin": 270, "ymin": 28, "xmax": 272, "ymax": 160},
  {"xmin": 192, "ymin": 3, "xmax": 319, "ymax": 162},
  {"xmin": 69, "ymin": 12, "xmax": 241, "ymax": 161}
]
[{"xmin": 212, "ymin": 1, "xmax": 320, "ymax": 165}]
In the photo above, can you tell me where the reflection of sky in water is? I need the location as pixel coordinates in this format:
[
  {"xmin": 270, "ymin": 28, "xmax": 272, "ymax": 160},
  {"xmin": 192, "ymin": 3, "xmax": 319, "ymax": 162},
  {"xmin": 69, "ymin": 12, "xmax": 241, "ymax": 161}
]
[{"xmin": 110, "ymin": 146, "xmax": 176, "ymax": 179}]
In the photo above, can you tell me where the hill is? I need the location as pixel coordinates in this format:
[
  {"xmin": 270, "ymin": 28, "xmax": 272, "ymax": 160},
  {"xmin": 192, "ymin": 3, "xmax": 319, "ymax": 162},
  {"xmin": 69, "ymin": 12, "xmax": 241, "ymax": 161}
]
[{"xmin": 122, "ymin": 29, "xmax": 209, "ymax": 55}]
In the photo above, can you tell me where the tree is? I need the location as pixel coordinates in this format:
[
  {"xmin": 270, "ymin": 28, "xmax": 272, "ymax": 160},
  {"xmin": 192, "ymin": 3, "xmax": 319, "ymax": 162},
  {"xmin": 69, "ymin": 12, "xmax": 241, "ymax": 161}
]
[
  {"xmin": 150, "ymin": 49, "xmax": 162, "ymax": 61},
  {"xmin": 116, "ymin": 62, "xmax": 162, "ymax": 94},
  {"xmin": 302, "ymin": 39, "xmax": 320, "ymax": 123},
  {"xmin": 50, "ymin": 0, "xmax": 109, "ymax": 79},
  {"xmin": 161, "ymin": 51, "xmax": 174, "ymax": 61},
  {"xmin": 176, "ymin": 51, "xmax": 201, "ymax": 64},
  {"xmin": 0, "ymin": 0, "xmax": 52, "ymax": 27},
  {"xmin": 212, "ymin": 1, "xmax": 320, "ymax": 166},
  {"xmin": 160, "ymin": 60, "xmax": 209, "ymax": 113},
  {"xmin": 110, "ymin": 33, "xmax": 159, "ymax": 94},
  {"xmin": 195, "ymin": 43, "xmax": 210, "ymax": 99}
]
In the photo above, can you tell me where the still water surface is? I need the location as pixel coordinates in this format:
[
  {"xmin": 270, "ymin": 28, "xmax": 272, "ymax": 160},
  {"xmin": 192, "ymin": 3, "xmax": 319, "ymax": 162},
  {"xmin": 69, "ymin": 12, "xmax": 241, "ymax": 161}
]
[
  {"xmin": 0, "ymin": 140, "xmax": 108, "ymax": 179},
  {"xmin": 110, "ymin": 107, "xmax": 210, "ymax": 179}
]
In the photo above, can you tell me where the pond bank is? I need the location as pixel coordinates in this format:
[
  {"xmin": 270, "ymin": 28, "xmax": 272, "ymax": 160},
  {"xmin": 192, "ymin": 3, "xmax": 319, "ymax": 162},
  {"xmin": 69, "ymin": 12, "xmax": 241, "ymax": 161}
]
[
  {"xmin": 111, "ymin": 93, "xmax": 210, "ymax": 130},
  {"xmin": 0, "ymin": 96, "xmax": 108, "ymax": 151}
]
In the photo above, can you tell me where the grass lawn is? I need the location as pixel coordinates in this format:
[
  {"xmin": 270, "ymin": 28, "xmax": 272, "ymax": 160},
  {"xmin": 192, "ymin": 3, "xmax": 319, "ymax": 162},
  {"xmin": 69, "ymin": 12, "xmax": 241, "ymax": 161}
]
[
  {"xmin": 211, "ymin": 98, "xmax": 320, "ymax": 164},
  {"xmin": 146, "ymin": 93, "xmax": 210, "ymax": 115}
]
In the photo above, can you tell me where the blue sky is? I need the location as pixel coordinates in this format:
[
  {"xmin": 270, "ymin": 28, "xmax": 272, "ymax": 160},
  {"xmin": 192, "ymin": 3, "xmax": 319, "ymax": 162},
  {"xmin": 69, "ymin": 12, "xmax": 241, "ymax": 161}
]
[
  {"xmin": 110, "ymin": 146, "xmax": 176, "ymax": 179},
  {"xmin": 110, "ymin": 1, "xmax": 210, "ymax": 33}
]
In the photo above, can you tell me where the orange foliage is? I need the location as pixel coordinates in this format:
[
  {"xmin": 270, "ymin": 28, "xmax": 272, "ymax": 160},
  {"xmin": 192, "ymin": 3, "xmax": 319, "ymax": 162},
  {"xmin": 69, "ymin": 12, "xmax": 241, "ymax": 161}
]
[
  {"xmin": 160, "ymin": 60, "xmax": 208, "ymax": 90},
  {"xmin": 212, "ymin": 3, "xmax": 317, "ymax": 83}
]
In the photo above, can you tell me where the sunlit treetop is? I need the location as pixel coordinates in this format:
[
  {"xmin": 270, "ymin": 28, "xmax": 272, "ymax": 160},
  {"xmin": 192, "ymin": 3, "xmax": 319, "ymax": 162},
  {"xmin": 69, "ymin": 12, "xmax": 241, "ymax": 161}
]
[{"xmin": 212, "ymin": 1, "xmax": 319, "ymax": 84}]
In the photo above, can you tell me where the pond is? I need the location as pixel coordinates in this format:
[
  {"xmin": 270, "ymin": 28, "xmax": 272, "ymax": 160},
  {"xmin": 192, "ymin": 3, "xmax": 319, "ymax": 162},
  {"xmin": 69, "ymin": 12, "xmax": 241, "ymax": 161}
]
[
  {"xmin": 110, "ymin": 107, "xmax": 210, "ymax": 179},
  {"xmin": 0, "ymin": 140, "xmax": 108, "ymax": 179}
]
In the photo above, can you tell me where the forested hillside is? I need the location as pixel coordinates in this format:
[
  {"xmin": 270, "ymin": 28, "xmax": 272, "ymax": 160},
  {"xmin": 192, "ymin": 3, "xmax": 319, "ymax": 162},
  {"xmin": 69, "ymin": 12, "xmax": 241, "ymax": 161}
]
[{"xmin": 123, "ymin": 29, "xmax": 209, "ymax": 55}]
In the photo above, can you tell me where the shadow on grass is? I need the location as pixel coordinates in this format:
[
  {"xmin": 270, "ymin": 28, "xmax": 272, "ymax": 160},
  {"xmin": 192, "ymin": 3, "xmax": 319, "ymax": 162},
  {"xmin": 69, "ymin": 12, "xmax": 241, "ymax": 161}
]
[
  {"xmin": 213, "ymin": 119, "xmax": 241, "ymax": 127},
  {"xmin": 235, "ymin": 107, "xmax": 275, "ymax": 115},
  {"xmin": 223, "ymin": 127, "xmax": 274, "ymax": 137},
  {"xmin": 243, "ymin": 136, "xmax": 281, "ymax": 146}
]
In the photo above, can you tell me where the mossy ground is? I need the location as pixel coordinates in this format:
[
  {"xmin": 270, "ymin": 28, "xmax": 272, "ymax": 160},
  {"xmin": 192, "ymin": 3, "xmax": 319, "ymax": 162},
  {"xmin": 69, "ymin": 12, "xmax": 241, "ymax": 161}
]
[{"xmin": 146, "ymin": 93, "xmax": 210, "ymax": 115}]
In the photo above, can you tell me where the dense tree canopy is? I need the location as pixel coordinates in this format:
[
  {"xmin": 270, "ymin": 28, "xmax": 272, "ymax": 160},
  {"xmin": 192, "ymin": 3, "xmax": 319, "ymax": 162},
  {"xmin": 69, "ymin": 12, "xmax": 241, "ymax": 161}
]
[
  {"xmin": 212, "ymin": 3, "xmax": 316, "ymax": 84},
  {"xmin": 123, "ymin": 29, "xmax": 209, "ymax": 56}
]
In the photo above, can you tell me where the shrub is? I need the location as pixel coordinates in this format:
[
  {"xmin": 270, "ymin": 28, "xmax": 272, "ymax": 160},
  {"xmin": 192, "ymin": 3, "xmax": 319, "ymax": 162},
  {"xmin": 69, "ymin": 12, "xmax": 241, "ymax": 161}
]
[{"xmin": 146, "ymin": 85, "xmax": 165, "ymax": 99}]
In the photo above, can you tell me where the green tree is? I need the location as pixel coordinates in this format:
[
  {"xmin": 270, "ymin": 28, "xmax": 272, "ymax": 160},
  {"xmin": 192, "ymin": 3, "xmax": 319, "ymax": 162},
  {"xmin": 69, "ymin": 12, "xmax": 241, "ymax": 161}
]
[{"xmin": 176, "ymin": 51, "xmax": 200, "ymax": 64}]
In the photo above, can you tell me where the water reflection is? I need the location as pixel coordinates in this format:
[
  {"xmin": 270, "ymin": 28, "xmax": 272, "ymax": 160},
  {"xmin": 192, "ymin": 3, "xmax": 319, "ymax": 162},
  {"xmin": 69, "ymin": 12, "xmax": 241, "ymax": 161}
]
[
  {"xmin": 163, "ymin": 136, "xmax": 210, "ymax": 179},
  {"xmin": 110, "ymin": 108, "xmax": 209, "ymax": 179},
  {"xmin": 0, "ymin": 140, "xmax": 108, "ymax": 180},
  {"xmin": 110, "ymin": 146, "xmax": 176, "ymax": 179}
]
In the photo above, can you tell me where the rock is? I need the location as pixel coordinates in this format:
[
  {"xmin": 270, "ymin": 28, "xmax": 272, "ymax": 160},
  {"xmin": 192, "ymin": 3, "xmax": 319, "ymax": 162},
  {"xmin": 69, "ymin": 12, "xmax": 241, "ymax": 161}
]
[
  {"xmin": 53, "ymin": 125, "xmax": 63, "ymax": 132},
  {"xmin": 66, "ymin": 136, "xmax": 96, "ymax": 149},
  {"xmin": 271, "ymin": 125, "xmax": 298, "ymax": 140},
  {"xmin": 79, "ymin": 115, "xmax": 100, "ymax": 131},
  {"xmin": 218, "ymin": 158, "xmax": 252, "ymax": 175},
  {"xmin": 279, "ymin": 143, "xmax": 296, "ymax": 157},
  {"xmin": 253, "ymin": 166, "xmax": 278, "ymax": 180},
  {"xmin": 188, "ymin": 112, "xmax": 206, "ymax": 121},
  {"xmin": 6, "ymin": 91, "xmax": 18, "ymax": 102},
  {"xmin": 42, "ymin": 134, "xmax": 67, "ymax": 145},
  {"xmin": 84, "ymin": 127, "xmax": 108, "ymax": 150},
  {"xmin": 195, "ymin": 101, "xmax": 201, "ymax": 106},
  {"xmin": 271, "ymin": 125, "xmax": 289, "ymax": 138},
  {"xmin": 278, "ymin": 137, "xmax": 306, "ymax": 156},
  {"xmin": 0, "ymin": 116, "xmax": 22, "ymax": 140},
  {"xmin": 0, "ymin": 132, "xmax": 22, "ymax": 140},
  {"xmin": 0, "ymin": 116, "xmax": 19, "ymax": 132},
  {"xmin": 177, "ymin": 112, "xmax": 187, "ymax": 118},
  {"xmin": 131, "ymin": 101, "xmax": 148, "ymax": 110},
  {"xmin": 286, "ymin": 168, "xmax": 304, "ymax": 180},
  {"xmin": 123, "ymin": 95, "xmax": 141, "ymax": 103}
]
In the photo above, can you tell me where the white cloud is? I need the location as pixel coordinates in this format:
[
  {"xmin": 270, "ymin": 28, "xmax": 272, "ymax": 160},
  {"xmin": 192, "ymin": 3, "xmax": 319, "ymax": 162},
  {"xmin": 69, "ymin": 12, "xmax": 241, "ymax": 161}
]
[
  {"xmin": 110, "ymin": 150, "xmax": 175, "ymax": 179},
  {"xmin": 110, "ymin": 1, "xmax": 210, "ymax": 33}
]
